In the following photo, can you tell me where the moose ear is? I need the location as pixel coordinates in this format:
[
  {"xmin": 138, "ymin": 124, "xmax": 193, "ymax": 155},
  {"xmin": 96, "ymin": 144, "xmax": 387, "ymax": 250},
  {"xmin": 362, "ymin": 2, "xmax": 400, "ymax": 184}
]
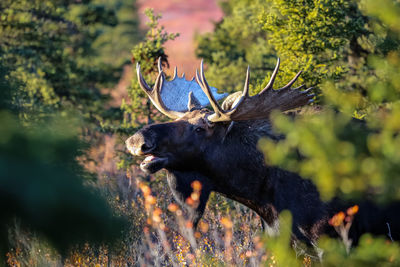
[{"xmin": 187, "ymin": 91, "xmax": 202, "ymax": 111}]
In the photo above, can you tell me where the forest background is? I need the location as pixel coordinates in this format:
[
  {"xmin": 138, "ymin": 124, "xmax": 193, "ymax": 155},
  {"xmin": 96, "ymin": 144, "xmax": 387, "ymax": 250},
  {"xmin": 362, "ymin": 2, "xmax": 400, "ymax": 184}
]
[{"xmin": 1, "ymin": 0, "xmax": 400, "ymax": 266}]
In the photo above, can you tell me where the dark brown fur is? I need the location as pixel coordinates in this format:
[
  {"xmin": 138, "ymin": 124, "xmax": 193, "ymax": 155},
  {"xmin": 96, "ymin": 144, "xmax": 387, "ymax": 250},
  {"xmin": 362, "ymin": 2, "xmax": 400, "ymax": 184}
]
[
  {"xmin": 126, "ymin": 109, "xmax": 399, "ymax": 246},
  {"xmin": 127, "ymin": 109, "xmax": 328, "ymax": 244}
]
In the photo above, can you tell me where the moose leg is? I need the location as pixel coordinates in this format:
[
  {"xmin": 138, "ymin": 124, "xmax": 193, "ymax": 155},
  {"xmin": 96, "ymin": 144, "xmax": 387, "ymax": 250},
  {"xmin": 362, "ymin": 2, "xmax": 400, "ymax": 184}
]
[{"xmin": 167, "ymin": 171, "xmax": 214, "ymax": 228}]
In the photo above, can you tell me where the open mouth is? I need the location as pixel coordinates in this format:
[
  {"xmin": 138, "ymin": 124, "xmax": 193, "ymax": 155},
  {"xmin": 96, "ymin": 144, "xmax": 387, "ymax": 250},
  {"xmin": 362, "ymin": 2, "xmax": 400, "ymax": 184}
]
[{"xmin": 140, "ymin": 155, "xmax": 168, "ymax": 174}]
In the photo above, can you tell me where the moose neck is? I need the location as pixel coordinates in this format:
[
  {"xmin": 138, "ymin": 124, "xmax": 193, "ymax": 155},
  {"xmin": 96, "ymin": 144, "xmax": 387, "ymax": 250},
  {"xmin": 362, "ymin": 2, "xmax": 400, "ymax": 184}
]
[
  {"xmin": 162, "ymin": 119, "xmax": 327, "ymax": 243},
  {"xmin": 166, "ymin": 120, "xmax": 276, "ymax": 202},
  {"xmin": 205, "ymin": 121, "xmax": 275, "ymax": 198}
]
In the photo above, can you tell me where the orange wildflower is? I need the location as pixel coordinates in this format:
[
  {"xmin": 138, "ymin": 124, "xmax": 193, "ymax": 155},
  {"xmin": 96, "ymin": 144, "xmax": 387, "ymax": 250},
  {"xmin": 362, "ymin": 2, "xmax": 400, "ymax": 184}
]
[
  {"xmin": 145, "ymin": 195, "xmax": 156, "ymax": 205},
  {"xmin": 168, "ymin": 203, "xmax": 179, "ymax": 212},
  {"xmin": 199, "ymin": 221, "xmax": 209, "ymax": 233},
  {"xmin": 153, "ymin": 207, "xmax": 162, "ymax": 215},
  {"xmin": 191, "ymin": 180, "xmax": 202, "ymax": 191},
  {"xmin": 220, "ymin": 217, "xmax": 233, "ymax": 228},
  {"xmin": 185, "ymin": 196, "xmax": 195, "ymax": 206},
  {"xmin": 185, "ymin": 221, "xmax": 193, "ymax": 229},
  {"xmin": 140, "ymin": 184, "xmax": 151, "ymax": 196},
  {"xmin": 329, "ymin": 211, "xmax": 345, "ymax": 227},
  {"xmin": 347, "ymin": 205, "xmax": 359, "ymax": 216},
  {"xmin": 152, "ymin": 208, "xmax": 162, "ymax": 223},
  {"xmin": 190, "ymin": 192, "xmax": 200, "ymax": 201}
]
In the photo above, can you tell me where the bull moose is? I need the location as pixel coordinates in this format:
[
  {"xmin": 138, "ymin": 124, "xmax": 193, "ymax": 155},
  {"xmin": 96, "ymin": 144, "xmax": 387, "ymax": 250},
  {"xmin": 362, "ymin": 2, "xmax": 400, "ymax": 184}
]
[{"xmin": 126, "ymin": 58, "xmax": 399, "ymax": 247}]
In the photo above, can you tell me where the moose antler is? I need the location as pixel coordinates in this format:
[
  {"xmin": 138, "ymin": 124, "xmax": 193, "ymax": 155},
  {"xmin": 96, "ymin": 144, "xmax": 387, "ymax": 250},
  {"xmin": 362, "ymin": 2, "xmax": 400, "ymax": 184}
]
[
  {"xmin": 137, "ymin": 59, "xmax": 185, "ymax": 119},
  {"xmin": 136, "ymin": 58, "xmax": 228, "ymax": 119},
  {"xmin": 195, "ymin": 58, "xmax": 314, "ymax": 123}
]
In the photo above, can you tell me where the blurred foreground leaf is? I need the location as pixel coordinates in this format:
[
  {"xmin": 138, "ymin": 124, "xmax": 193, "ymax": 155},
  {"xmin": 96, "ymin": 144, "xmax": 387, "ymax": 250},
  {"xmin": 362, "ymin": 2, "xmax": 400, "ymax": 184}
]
[{"xmin": 0, "ymin": 112, "xmax": 128, "ymax": 263}]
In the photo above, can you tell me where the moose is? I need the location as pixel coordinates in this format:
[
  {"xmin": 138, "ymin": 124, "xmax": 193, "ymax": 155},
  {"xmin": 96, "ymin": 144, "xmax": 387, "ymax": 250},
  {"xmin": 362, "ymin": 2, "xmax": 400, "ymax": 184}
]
[{"xmin": 126, "ymin": 58, "xmax": 399, "ymax": 248}]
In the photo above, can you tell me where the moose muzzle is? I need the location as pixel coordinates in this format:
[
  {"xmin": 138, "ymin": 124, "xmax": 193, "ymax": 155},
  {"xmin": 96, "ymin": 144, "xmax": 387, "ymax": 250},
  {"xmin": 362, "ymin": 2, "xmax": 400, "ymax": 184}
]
[
  {"xmin": 125, "ymin": 133, "xmax": 155, "ymax": 156},
  {"xmin": 125, "ymin": 131, "xmax": 168, "ymax": 174}
]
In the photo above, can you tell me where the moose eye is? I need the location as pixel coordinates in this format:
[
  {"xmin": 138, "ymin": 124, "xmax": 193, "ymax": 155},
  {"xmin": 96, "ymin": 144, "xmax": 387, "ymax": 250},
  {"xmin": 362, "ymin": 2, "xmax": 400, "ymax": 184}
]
[{"xmin": 195, "ymin": 127, "xmax": 205, "ymax": 133}]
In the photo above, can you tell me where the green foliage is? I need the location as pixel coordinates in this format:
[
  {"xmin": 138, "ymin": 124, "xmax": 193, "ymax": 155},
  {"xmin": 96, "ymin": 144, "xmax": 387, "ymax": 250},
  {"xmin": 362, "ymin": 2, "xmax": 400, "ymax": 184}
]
[
  {"xmin": 0, "ymin": 55, "xmax": 129, "ymax": 264},
  {"xmin": 120, "ymin": 9, "xmax": 178, "ymax": 130},
  {"xmin": 91, "ymin": 0, "xmax": 142, "ymax": 68},
  {"xmin": 259, "ymin": 0, "xmax": 369, "ymax": 91},
  {"xmin": 259, "ymin": 110, "xmax": 372, "ymax": 200},
  {"xmin": 196, "ymin": 0, "xmax": 275, "ymax": 94},
  {"xmin": 319, "ymin": 234, "xmax": 400, "ymax": 266},
  {"xmin": 0, "ymin": 0, "xmax": 138, "ymax": 124},
  {"xmin": 260, "ymin": 0, "xmax": 400, "ymax": 202},
  {"xmin": 0, "ymin": 111, "xmax": 127, "ymax": 264},
  {"xmin": 263, "ymin": 211, "xmax": 400, "ymax": 266},
  {"xmin": 262, "ymin": 211, "xmax": 300, "ymax": 266},
  {"xmin": 0, "ymin": 1, "xmax": 142, "ymax": 263},
  {"xmin": 196, "ymin": 0, "xmax": 390, "ymax": 99}
]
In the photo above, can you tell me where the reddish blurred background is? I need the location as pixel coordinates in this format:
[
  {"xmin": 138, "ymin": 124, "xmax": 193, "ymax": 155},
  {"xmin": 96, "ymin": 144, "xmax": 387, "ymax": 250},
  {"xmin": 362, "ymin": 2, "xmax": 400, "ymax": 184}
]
[
  {"xmin": 137, "ymin": 0, "xmax": 223, "ymax": 77},
  {"xmin": 111, "ymin": 0, "xmax": 222, "ymax": 106}
]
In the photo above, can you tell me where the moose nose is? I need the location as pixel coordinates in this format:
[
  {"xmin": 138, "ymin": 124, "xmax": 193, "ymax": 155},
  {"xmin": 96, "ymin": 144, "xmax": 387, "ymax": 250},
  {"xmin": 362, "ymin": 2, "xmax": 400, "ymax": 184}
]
[
  {"xmin": 140, "ymin": 142, "xmax": 154, "ymax": 153},
  {"xmin": 125, "ymin": 134, "xmax": 155, "ymax": 156}
]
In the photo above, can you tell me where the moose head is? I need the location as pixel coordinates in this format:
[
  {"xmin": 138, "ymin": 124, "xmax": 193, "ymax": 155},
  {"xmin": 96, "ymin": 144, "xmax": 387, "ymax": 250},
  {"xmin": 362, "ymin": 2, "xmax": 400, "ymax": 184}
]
[{"xmin": 126, "ymin": 58, "xmax": 314, "ymax": 176}]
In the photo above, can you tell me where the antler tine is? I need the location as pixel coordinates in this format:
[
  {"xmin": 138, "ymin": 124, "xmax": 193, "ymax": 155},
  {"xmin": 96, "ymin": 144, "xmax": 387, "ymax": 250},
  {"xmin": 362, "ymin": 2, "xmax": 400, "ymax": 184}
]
[
  {"xmin": 153, "ymin": 70, "xmax": 164, "ymax": 95},
  {"xmin": 136, "ymin": 63, "xmax": 152, "ymax": 92},
  {"xmin": 260, "ymin": 58, "xmax": 280, "ymax": 94},
  {"xmin": 293, "ymin": 84, "xmax": 306, "ymax": 91},
  {"xmin": 206, "ymin": 60, "xmax": 313, "ymax": 123},
  {"xmin": 187, "ymin": 91, "xmax": 202, "ymax": 111},
  {"xmin": 136, "ymin": 62, "xmax": 184, "ymax": 119},
  {"xmin": 173, "ymin": 66, "xmax": 178, "ymax": 79},
  {"xmin": 281, "ymin": 70, "xmax": 302, "ymax": 90},
  {"xmin": 243, "ymin": 66, "xmax": 250, "ymax": 97},
  {"xmin": 196, "ymin": 60, "xmax": 225, "ymax": 116},
  {"xmin": 302, "ymin": 87, "xmax": 313, "ymax": 94},
  {"xmin": 157, "ymin": 57, "xmax": 163, "ymax": 73},
  {"xmin": 226, "ymin": 66, "xmax": 250, "ymax": 110}
]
